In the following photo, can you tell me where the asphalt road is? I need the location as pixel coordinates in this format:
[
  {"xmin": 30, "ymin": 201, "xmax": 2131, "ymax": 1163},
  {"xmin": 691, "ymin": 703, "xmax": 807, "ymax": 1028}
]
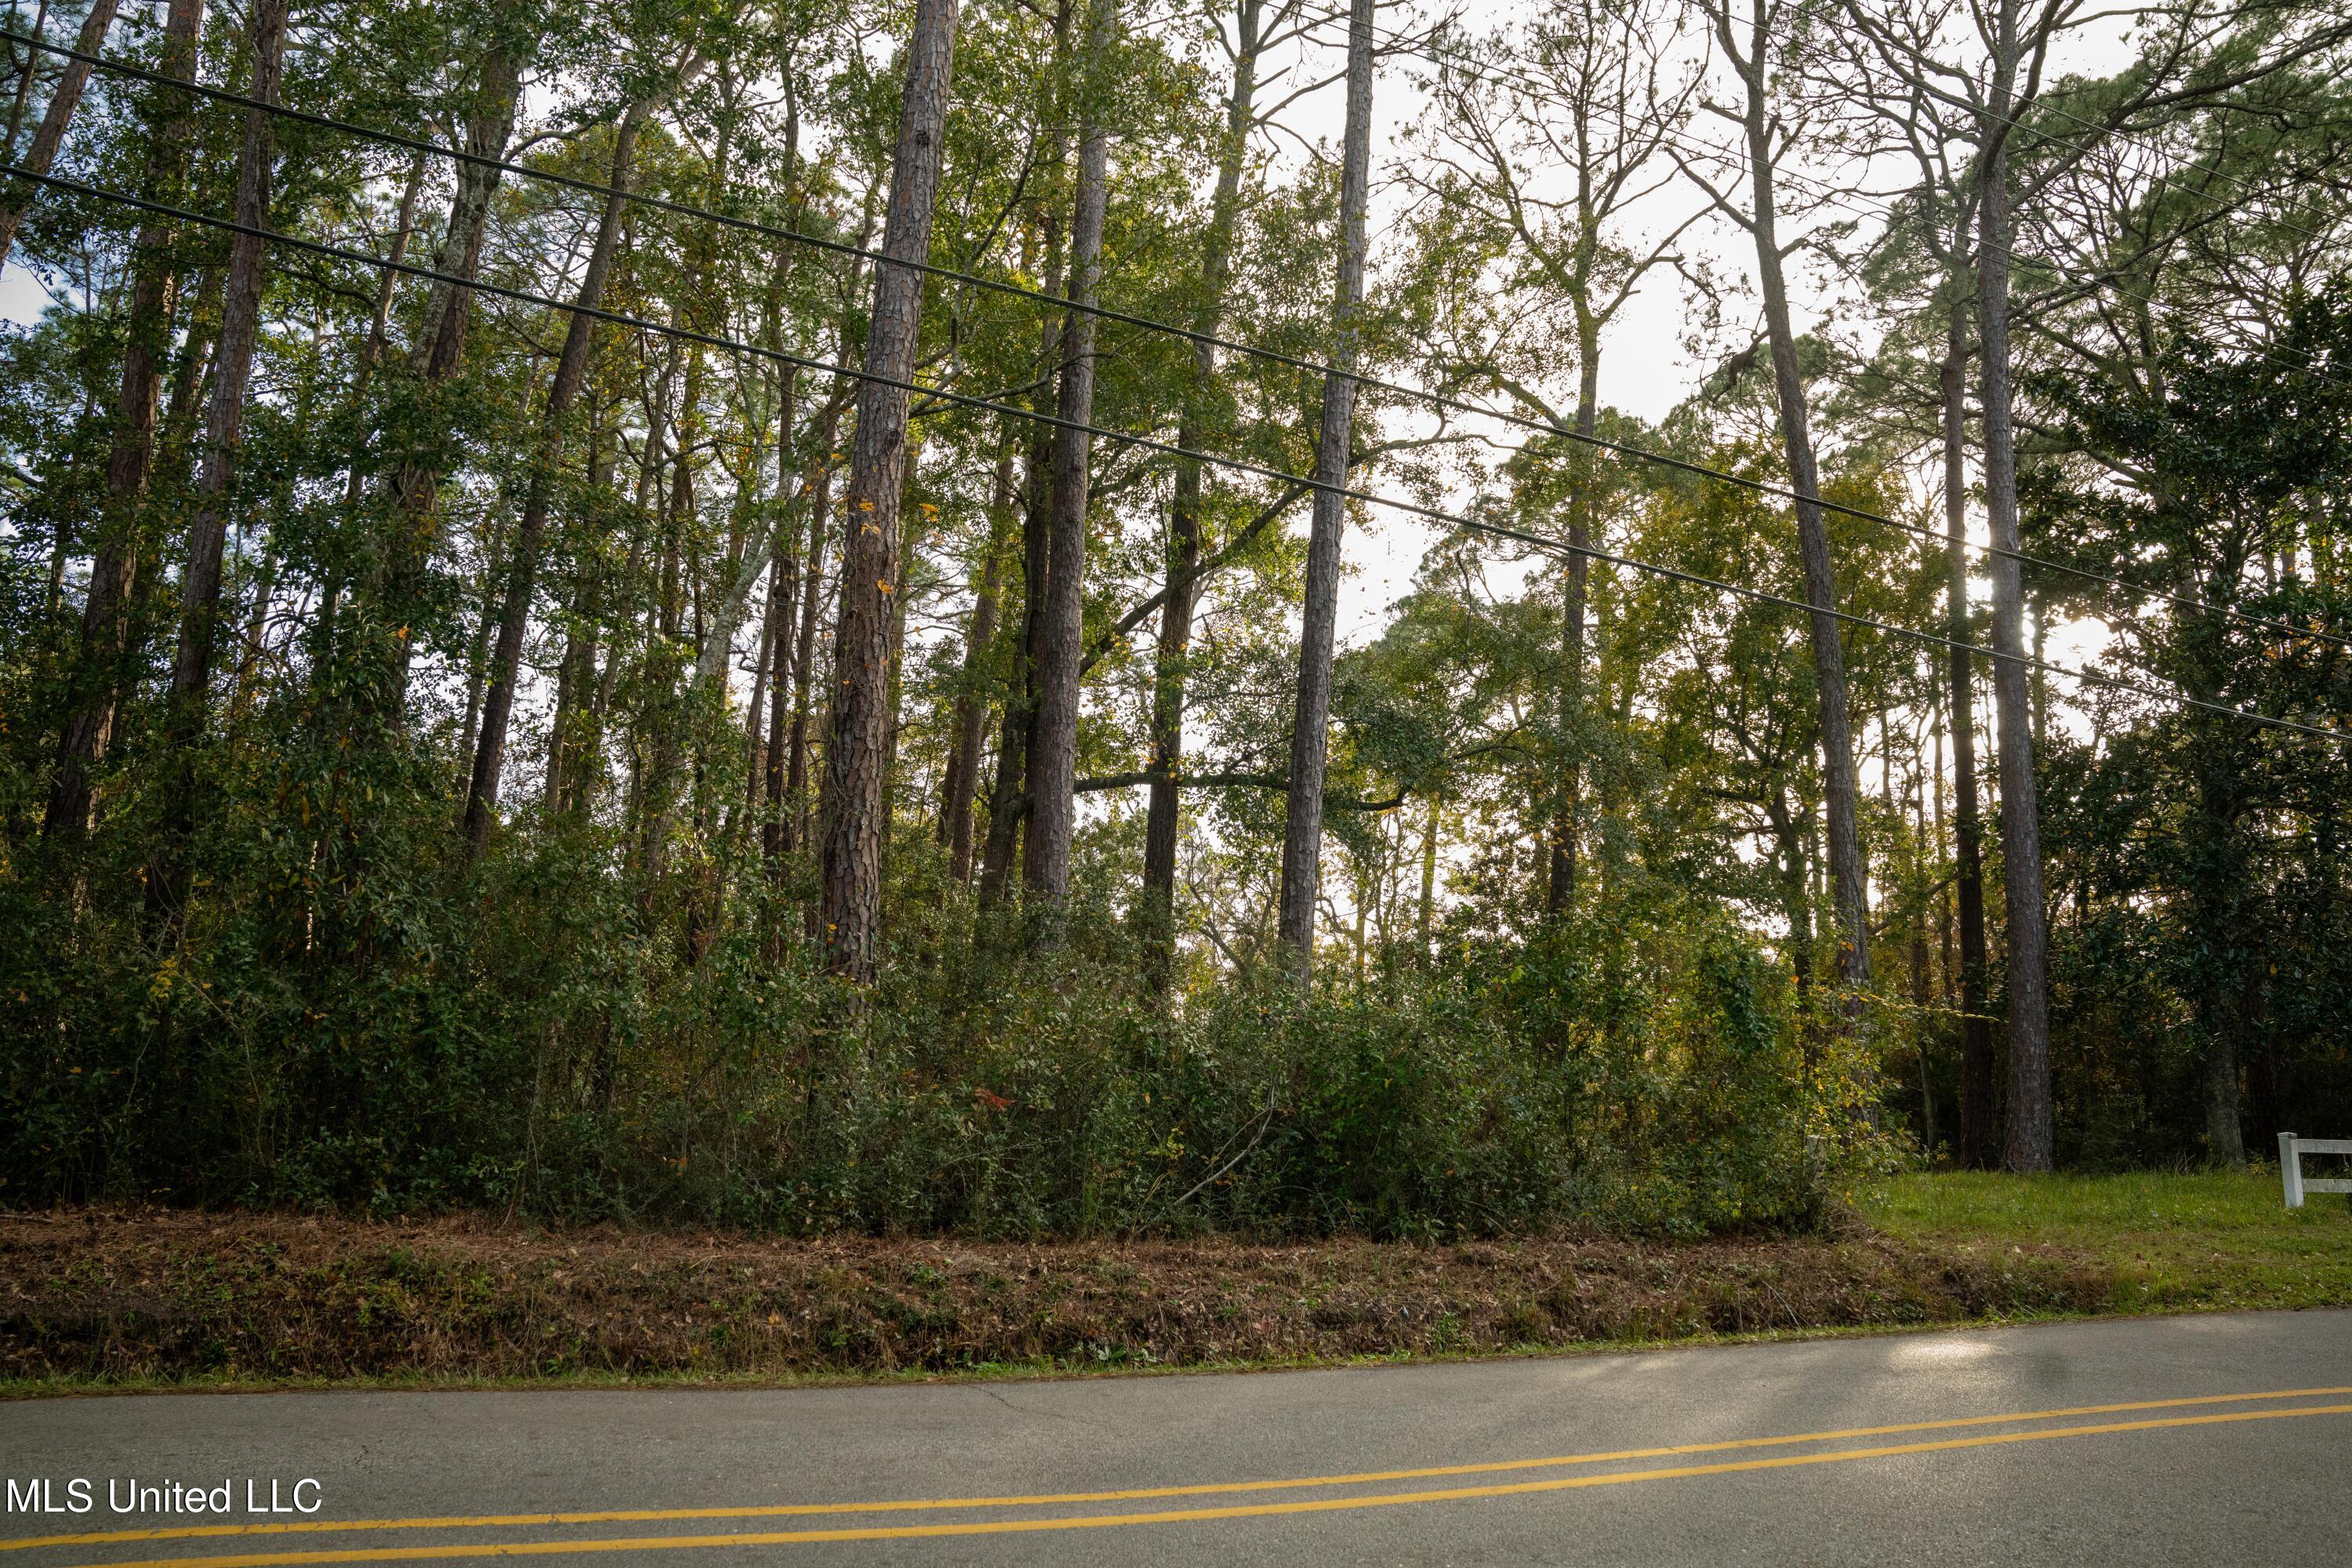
[{"xmin": 6, "ymin": 1311, "xmax": 2351, "ymax": 1566}]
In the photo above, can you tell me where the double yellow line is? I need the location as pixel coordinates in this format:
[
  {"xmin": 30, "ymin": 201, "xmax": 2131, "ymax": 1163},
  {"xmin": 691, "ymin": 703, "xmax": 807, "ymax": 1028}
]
[{"xmin": 13, "ymin": 1385, "xmax": 2349, "ymax": 1563}]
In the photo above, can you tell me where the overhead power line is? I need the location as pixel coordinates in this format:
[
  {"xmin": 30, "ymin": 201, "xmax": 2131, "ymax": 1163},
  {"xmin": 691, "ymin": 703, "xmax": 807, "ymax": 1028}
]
[
  {"xmin": 6, "ymin": 160, "xmax": 2345, "ymax": 752},
  {"xmin": 6, "ymin": 25, "xmax": 2345, "ymax": 658}
]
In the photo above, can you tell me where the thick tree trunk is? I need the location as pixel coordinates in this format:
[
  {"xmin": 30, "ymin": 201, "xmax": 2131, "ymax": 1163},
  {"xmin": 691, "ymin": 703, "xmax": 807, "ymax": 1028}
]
[
  {"xmin": 783, "ymin": 432, "xmax": 840, "ymax": 859},
  {"xmin": 818, "ymin": 0, "xmax": 960, "ymax": 982},
  {"xmin": 1547, "ymin": 344, "xmax": 1601, "ymax": 916},
  {"xmin": 2188, "ymin": 712, "xmax": 2250, "ymax": 1167},
  {"xmin": 0, "ymin": 0, "xmax": 122, "ymax": 269},
  {"xmin": 1274, "ymin": 0, "xmax": 1374, "ymax": 981},
  {"xmin": 975, "ymin": 574, "xmax": 1034, "ymax": 903},
  {"xmin": 1142, "ymin": 0, "xmax": 1261, "ymax": 982},
  {"xmin": 977, "ymin": 196, "xmax": 1069, "ymax": 909},
  {"xmin": 45, "ymin": 0, "xmax": 203, "ymax": 844},
  {"xmin": 463, "ymin": 100, "xmax": 651, "ymax": 853},
  {"xmin": 1730, "ymin": 27, "xmax": 1870, "ymax": 1002},
  {"xmin": 147, "ymin": 0, "xmax": 285, "ymax": 921},
  {"xmin": 760, "ymin": 527, "xmax": 795, "ymax": 871},
  {"xmin": 1974, "ymin": 44, "xmax": 2054, "ymax": 1172},
  {"xmin": 1941, "ymin": 316, "xmax": 1998, "ymax": 1170},
  {"xmin": 1022, "ymin": 0, "xmax": 1114, "ymax": 917},
  {"xmin": 941, "ymin": 441, "xmax": 1014, "ymax": 881},
  {"xmin": 877, "ymin": 436, "xmax": 927, "ymax": 853}
]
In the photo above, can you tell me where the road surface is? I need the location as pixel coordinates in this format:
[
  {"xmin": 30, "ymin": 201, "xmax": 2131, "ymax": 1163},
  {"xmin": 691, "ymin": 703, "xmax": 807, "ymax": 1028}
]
[{"xmin": 6, "ymin": 1311, "xmax": 2350, "ymax": 1566}]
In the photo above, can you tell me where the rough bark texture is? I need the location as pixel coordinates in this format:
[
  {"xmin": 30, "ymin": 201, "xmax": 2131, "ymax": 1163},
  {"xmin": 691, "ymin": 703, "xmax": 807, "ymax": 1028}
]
[
  {"xmin": 818, "ymin": 0, "xmax": 960, "ymax": 982},
  {"xmin": 941, "ymin": 443, "xmax": 1014, "ymax": 881},
  {"xmin": 2191, "ymin": 741, "xmax": 2251, "ymax": 1167},
  {"xmin": 1722, "ymin": 1, "xmax": 1870, "ymax": 1000},
  {"xmin": 975, "ymin": 470, "xmax": 1042, "ymax": 905},
  {"xmin": 1141, "ymin": 0, "xmax": 1262, "ymax": 982},
  {"xmin": 0, "ymin": 0, "xmax": 122, "ymax": 268},
  {"xmin": 1942, "ymin": 321, "xmax": 1996, "ymax": 1171},
  {"xmin": 977, "ymin": 185, "xmax": 1068, "ymax": 910},
  {"xmin": 1022, "ymin": 0, "xmax": 1113, "ymax": 916},
  {"xmin": 1275, "ymin": 0, "xmax": 1374, "ymax": 981},
  {"xmin": 45, "ymin": 0, "xmax": 204, "ymax": 844},
  {"xmin": 148, "ymin": 0, "xmax": 285, "ymax": 920},
  {"xmin": 784, "ymin": 437, "xmax": 839, "ymax": 861},
  {"xmin": 760, "ymin": 500, "xmax": 800, "ymax": 874},
  {"xmin": 1974, "ymin": 27, "xmax": 2054, "ymax": 1172},
  {"xmin": 1548, "ymin": 347, "xmax": 1600, "ymax": 916},
  {"xmin": 462, "ymin": 100, "xmax": 650, "ymax": 852}
]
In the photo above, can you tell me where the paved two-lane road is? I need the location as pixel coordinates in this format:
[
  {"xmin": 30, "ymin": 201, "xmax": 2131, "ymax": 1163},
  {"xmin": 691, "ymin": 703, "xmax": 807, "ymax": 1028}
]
[{"xmin": 7, "ymin": 1311, "xmax": 2350, "ymax": 1566}]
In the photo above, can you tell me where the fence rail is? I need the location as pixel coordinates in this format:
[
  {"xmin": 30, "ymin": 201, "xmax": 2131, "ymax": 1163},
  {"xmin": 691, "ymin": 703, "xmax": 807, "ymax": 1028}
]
[{"xmin": 2278, "ymin": 1133, "xmax": 2352, "ymax": 1208}]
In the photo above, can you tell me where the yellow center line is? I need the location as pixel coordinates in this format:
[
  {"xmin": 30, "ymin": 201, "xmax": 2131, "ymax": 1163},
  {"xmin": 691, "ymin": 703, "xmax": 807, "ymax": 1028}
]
[
  {"xmin": 34, "ymin": 1403, "xmax": 2352, "ymax": 1567},
  {"xmin": 5, "ymin": 1387, "xmax": 2347, "ymax": 1559}
]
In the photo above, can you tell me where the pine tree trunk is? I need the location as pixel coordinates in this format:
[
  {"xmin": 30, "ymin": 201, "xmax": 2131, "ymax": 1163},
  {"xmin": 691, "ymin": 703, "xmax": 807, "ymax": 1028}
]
[
  {"xmin": 1274, "ymin": 0, "xmax": 1375, "ymax": 981},
  {"xmin": 0, "ymin": 0, "xmax": 49, "ymax": 164},
  {"xmin": 147, "ymin": 0, "xmax": 285, "ymax": 922},
  {"xmin": 0, "ymin": 0, "xmax": 122, "ymax": 269},
  {"xmin": 1142, "ymin": 0, "xmax": 1261, "ymax": 983},
  {"xmin": 463, "ymin": 99, "xmax": 651, "ymax": 851},
  {"xmin": 1975, "ymin": 31, "xmax": 2054, "ymax": 1172},
  {"xmin": 878, "ymin": 436, "xmax": 926, "ymax": 851},
  {"xmin": 818, "ymin": 0, "xmax": 961, "ymax": 982},
  {"xmin": 1022, "ymin": 0, "xmax": 1115, "ymax": 917},
  {"xmin": 1729, "ymin": 8, "xmax": 1870, "ymax": 1003},
  {"xmin": 784, "ymin": 430, "xmax": 841, "ymax": 860},
  {"xmin": 760, "ymin": 531, "xmax": 795, "ymax": 871},
  {"xmin": 45, "ymin": 0, "xmax": 204, "ymax": 844},
  {"xmin": 941, "ymin": 441, "xmax": 1014, "ymax": 880},
  {"xmin": 1547, "ymin": 343, "xmax": 1600, "ymax": 916},
  {"xmin": 1943, "ymin": 314, "xmax": 1997, "ymax": 1170},
  {"xmin": 978, "ymin": 186, "xmax": 1069, "ymax": 909}
]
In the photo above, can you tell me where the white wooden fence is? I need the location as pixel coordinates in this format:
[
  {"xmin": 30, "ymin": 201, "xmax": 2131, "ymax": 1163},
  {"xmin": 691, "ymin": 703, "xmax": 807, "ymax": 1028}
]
[{"xmin": 2278, "ymin": 1133, "xmax": 2352, "ymax": 1208}]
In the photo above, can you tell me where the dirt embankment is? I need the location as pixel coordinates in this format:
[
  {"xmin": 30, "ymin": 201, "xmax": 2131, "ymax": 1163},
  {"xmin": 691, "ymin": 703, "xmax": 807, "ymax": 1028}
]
[{"xmin": 0, "ymin": 1209, "xmax": 2122, "ymax": 1388}]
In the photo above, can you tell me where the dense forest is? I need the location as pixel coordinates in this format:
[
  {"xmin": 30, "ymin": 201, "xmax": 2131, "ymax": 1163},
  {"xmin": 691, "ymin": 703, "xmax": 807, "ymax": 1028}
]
[{"xmin": 0, "ymin": 0, "xmax": 2347, "ymax": 1236}]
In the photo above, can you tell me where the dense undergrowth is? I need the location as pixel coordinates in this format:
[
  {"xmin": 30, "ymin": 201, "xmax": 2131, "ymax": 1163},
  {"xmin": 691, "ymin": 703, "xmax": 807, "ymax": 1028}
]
[{"xmin": 1, "ymin": 813, "xmax": 1857, "ymax": 1239}]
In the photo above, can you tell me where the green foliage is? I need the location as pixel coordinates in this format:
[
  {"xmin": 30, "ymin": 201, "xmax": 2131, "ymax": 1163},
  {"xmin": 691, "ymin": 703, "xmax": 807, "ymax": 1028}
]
[
  {"xmin": 2, "ymin": 0, "xmax": 2347, "ymax": 1248},
  {"xmin": 0, "ymin": 839, "xmax": 1836, "ymax": 1236}
]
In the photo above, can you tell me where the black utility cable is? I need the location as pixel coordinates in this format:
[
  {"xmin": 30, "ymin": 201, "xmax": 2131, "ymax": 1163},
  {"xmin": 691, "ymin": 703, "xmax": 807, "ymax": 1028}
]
[
  {"xmin": 7, "ymin": 24, "xmax": 2344, "ymax": 658},
  {"xmin": 7, "ymin": 160, "xmax": 2344, "ymax": 750}
]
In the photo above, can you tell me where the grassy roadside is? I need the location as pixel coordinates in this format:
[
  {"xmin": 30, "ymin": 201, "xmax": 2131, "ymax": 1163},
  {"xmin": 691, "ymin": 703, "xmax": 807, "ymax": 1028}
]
[
  {"xmin": 2, "ymin": 1173, "xmax": 2343, "ymax": 1397},
  {"xmin": 1855, "ymin": 1171, "xmax": 2352, "ymax": 1312}
]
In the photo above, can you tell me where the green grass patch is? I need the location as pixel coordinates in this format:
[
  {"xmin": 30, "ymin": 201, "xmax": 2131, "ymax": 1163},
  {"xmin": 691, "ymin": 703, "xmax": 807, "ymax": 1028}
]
[{"xmin": 1855, "ymin": 1171, "xmax": 2352, "ymax": 1313}]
